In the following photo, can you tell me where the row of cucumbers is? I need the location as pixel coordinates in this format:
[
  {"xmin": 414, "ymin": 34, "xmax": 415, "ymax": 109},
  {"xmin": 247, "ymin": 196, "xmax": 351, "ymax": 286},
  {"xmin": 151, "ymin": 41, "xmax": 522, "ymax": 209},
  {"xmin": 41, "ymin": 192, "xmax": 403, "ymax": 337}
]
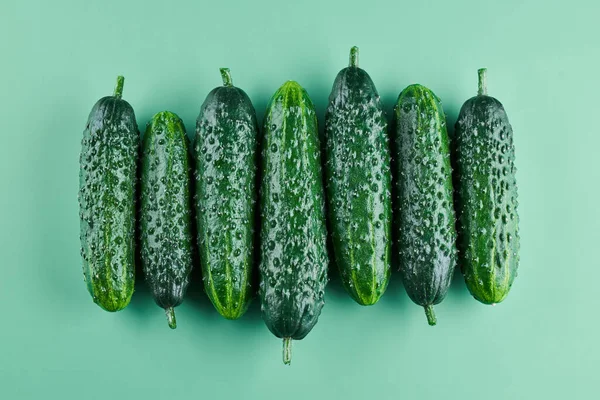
[{"xmin": 79, "ymin": 47, "xmax": 519, "ymax": 364}]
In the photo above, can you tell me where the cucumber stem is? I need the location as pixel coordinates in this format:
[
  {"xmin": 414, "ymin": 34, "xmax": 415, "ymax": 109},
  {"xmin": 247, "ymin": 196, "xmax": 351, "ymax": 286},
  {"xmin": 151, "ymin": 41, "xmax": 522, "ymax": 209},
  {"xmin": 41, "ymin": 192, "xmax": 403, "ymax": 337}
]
[
  {"xmin": 478, "ymin": 68, "xmax": 487, "ymax": 96},
  {"xmin": 283, "ymin": 337, "xmax": 292, "ymax": 365},
  {"xmin": 113, "ymin": 76, "xmax": 124, "ymax": 99},
  {"xmin": 424, "ymin": 305, "xmax": 437, "ymax": 326},
  {"xmin": 166, "ymin": 307, "xmax": 177, "ymax": 329},
  {"xmin": 349, "ymin": 46, "xmax": 359, "ymax": 68},
  {"xmin": 220, "ymin": 68, "xmax": 233, "ymax": 87}
]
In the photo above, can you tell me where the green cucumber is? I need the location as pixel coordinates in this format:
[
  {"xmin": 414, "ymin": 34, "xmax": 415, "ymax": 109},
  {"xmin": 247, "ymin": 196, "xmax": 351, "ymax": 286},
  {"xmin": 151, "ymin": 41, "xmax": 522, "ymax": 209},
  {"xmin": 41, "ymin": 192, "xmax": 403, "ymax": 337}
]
[
  {"xmin": 453, "ymin": 69, "xmax": 520, "ymax": 304},
  {"xmin": 392, "ymin": 84, "xmax": 457, "ymax": 325},
  {"xmin": 324, "ymin": 46, "xmax": 392, "ymax": 305},
  {"xmin": 79, "ymin": 76, "xmax": 139, "ymax": 312},
  {"xmin": 194, "ymin": 68, "xmax": 258, "ymax": 319},
  {"xmin": 259, "ymin": 81, "xmax": 329, "ymax": 365},
  {"xmin": 140, "ymin": 111, "xmax": 193, "ymax": 329}
]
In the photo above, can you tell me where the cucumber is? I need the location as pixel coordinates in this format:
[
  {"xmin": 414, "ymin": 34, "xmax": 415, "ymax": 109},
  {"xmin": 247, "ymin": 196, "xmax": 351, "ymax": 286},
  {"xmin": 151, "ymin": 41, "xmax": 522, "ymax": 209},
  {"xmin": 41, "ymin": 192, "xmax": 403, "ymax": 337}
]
[
  {"xmin": 79, "ymin": 76, "xmax": 139, "ymax": 312},
  {"xmin": 453, "ymin": 69, "xmax": 520, "ymax": 304},
  {"xmin": 140, "ymin": 111, "xmax": 193, "ymax": 328},
  {"xmin": 324, "ymin": 46, "xmax": 392, "ymax": 305},
  {"xmin": 392, "ymin": 84, "xmax": 457, "ymax": 325},
  {"xmin": 259, "ymin": 81, "xmax": 329, "ymax": 365},
  {"xmin": 194, "ymin": 68, "xmax": 258, "ymax": 319}
]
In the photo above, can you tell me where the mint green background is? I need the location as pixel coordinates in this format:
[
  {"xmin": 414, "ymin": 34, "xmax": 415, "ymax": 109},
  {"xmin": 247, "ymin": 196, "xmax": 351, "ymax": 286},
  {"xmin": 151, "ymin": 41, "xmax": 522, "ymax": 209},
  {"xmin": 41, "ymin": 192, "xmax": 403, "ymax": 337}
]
[{"xmin": 1, "ymin": 0, "xmax": 596, "ymax": 398}]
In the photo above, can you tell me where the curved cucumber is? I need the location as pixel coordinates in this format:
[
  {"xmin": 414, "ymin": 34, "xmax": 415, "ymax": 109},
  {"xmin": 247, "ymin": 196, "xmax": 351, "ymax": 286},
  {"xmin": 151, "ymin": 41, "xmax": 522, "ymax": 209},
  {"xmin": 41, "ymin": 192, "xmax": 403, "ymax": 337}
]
[
  {"xmin": 259, "ymin": 81, "xmax": 329, "ymax": 365},
  {"xmin": 324, "ymin": 46, "xmax": 392, "ymax": 305},
  {"xmin": 453, "ymin": 69, "xmax": 520, "ymax": 304},
  {"xmin": 79, "ymin": 76, "xmax": 139, "ymax": 312},
  {"xmin": 194, "ymin": 68, "xmax": 258, "ymax": 319},
  {"xmin": 393, "ymin": 84, "xmax": 457, "ymax": 325},
  {"xmin": 140, "ymin": 111, "xmax": 193, "ymax": 328}
]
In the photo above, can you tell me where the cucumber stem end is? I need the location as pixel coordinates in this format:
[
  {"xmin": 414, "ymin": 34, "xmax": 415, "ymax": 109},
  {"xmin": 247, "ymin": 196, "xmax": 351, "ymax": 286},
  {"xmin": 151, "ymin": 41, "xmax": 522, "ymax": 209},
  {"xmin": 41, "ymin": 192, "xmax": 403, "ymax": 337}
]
[
  {"xmin": 114, "ymin": 76, "xmax": 124, "ymax": 99},
  {"xmin": 478, "ymin": 68, "xmax": 487, "ymax": 96},
  {"xmin": 283, "ymin": 337, "xmax": 292, "ymax": 365},
  {"xmin": 349, "ymin": 46, "xmax": 359, "ymax": 68},
  {"xmin": 166, "ymin": 307, "xmax": 177, "ymax": 329},
  {"xmin": 220, "ymin": 68, "xmax": 233, "ymax": 87},
  {"xmin": 425, "ymin": 305, "xmax": 437, "ymax": 326}
]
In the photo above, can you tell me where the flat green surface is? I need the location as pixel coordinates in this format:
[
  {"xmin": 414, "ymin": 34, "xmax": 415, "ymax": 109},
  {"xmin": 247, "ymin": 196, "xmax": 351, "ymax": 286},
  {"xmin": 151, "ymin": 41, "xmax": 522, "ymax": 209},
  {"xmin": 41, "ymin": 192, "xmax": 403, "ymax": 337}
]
[{"xmin": 0, "ymin": 0, "xmax": 596, "ymax": 398}]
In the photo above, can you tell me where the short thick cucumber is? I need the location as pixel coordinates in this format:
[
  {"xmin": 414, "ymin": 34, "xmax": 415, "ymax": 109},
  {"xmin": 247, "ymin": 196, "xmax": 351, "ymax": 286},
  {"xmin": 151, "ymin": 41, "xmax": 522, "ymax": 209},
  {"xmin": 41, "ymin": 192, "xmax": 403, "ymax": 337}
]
[
  {"xmin": 140, "ymin": 111, "xmax": 193, "ymax": 328},
  {"xmin": 393, "ymin": 84, "xmax": 457, "ymax": 325},
  {"xmin": 259, "ymin": 81, "xmax": 329, "ymax": 365},
  {"xmin": 453, "ymin": 69, "xmax": 520, "ymax": 304},
  {"xmin": 195, "ymin": 69, "xmax": 258, "ymax": 319},
  {"xmin": 79, "ymin": 76, "xmax": 139, "ymax": 312},
  {"xmin": 324, "ymin": 47, "xmax": 392, "ymax": 305}
]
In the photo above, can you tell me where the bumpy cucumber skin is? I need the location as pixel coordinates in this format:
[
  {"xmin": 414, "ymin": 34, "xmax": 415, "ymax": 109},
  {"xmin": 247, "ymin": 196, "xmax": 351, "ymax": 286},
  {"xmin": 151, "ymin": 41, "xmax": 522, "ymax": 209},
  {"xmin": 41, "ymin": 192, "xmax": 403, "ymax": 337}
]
[
  {"xmin": 194, "ymin": 81, "xmax": 258, "ymax": 320},
  {"xmin": 79, "ymin": 92, "xmax": 139, "ymax": 312},
  {"xmin": 140, "ymin": 111, "xmax": 193, "ymax": 324},
  {"xmin": 393, "ymin": 84, "xmax": 457, "ymax": 322},
  {"xmin": 259, "ymin": 81, "xmax": 329, "ymax": 341},
  {"xmin": 324, "ymin": 65, "xmax": 392, "ymax": 305},
  {"xmin": 453, "ymin": 88, "xmax": 520, "ymax": 304}
]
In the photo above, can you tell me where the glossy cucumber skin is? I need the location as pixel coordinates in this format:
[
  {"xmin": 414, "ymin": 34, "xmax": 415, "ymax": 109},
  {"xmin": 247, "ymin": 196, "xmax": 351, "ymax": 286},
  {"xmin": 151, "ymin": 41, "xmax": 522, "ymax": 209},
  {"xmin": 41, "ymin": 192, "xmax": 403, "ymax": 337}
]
[
  {"xmin": 194, "ymin": 80, "xmax": 258, "ymax": 319},
  {"xmin": 453, "ymin": 82, "xmax": 520, "ymax": 304},
  {"xmin": 393, "ymin": 85, "xmax": 457, "ymax": 321},
  {"xmin": 259, "ymin": 81, "xmax": 329, "ymax": 341},
  {"xmin": 324, "ymin": 64, "xmax": 392, "ymax": 305},
  {"xmin": 79, "ymin": 87, "xmax": 139, "ymax": 312},
  {"xmin": 140, "ymin": 111, "xmax": 193, "ymax": 322}
]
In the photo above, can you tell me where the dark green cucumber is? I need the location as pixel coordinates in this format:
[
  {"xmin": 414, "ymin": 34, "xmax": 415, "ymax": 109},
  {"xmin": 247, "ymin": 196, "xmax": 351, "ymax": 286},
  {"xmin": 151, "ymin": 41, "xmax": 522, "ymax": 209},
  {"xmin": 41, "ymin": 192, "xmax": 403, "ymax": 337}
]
[
  {"xmin": 259, "ymin": 81, "xmax": 329, "ymax": 365},
  {"xmin": 324, "ymin": 46, "xmax": 392, "ymax": 305},
  {"xmin": 140, "ymin": 111, "xmax": 193, "ymax": 329},
  {"xmin": 393, "ymin": 84, "xmax": 457, "ymax": 325},
  {"xmin": 194, "ymin": 68, "xmax": 258, "ymax": 319},
  {"xmin": 79, "ymin": 76, "xmax": 139, "ymax": 312},
  {"xmin": 453, "ymin": 69, "xmax": 520, "ymax": 305}
]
